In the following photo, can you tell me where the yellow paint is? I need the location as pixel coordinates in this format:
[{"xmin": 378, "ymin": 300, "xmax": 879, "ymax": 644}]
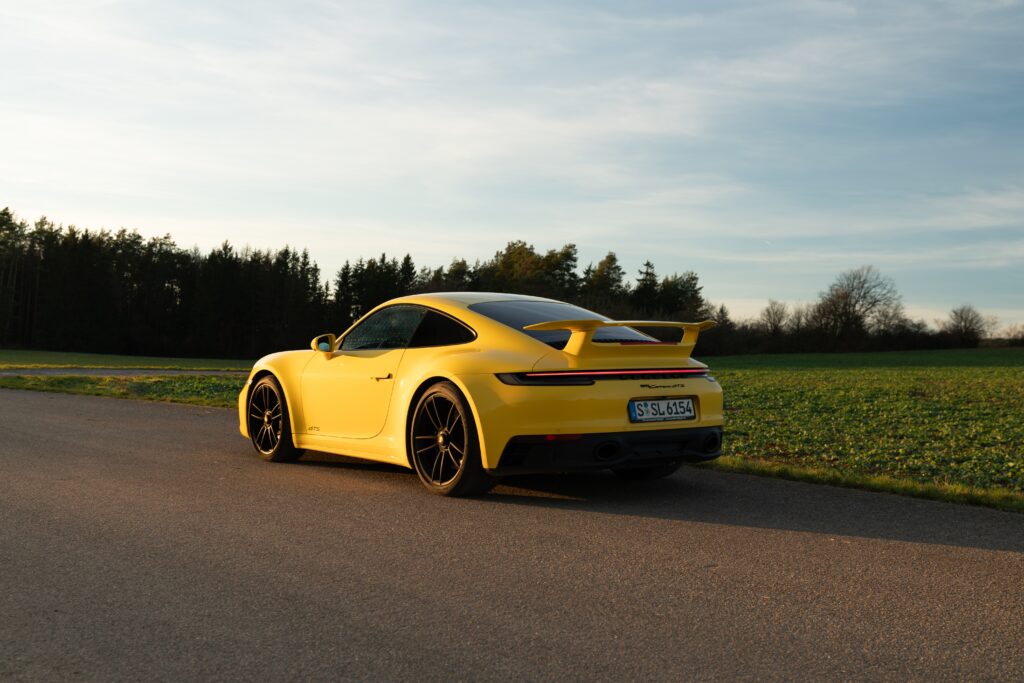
[{"xmin": 238, "ymin": 292, "xmax": 724, "ymax": 470}]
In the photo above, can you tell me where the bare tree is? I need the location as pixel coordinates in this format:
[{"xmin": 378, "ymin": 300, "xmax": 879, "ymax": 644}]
[
  {"xmin": 787, "ymin": 303, "xmax": 812, "ymax": 334},
  {"xmin": 1004, "ymin": 323, "xmax": 1024, "ymax": 346},
  {"xmin": 812, "ymin": 265, "xmax": 900, "ymax": 337},
  {"xmin": 983, "ymin": 314, "xmax": 1000, "ymax": 339},
  {"xmin": 941, "ymin": 305, "xmax": 987, "ymax": 346},
  {"xmin": 869, "ymin": 301, "xmax": 910, "ymax": 334},
  {"xmin": 759, "ymin": 299, "xmax": 788, "ymax": 335}
]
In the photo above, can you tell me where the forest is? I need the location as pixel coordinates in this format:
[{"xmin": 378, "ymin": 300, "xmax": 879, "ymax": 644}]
[{"xmin": 0, "ymin": 208, "xmax": 1011, "ymax": 359}]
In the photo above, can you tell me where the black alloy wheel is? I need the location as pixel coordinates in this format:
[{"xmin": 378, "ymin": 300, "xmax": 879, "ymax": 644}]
[
  {"xmin": 409, "ymin": 382, "xmax": 494, "ymax": 496},
  {"xmin": 247, "ymin": 376, "xmax": 303, "ymax": 462}
]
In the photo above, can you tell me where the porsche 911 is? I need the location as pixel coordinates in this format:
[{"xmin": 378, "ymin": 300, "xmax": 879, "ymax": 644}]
[{"xmin": 239, "ymin": 292, "xmax": 723, "ymax": 496}]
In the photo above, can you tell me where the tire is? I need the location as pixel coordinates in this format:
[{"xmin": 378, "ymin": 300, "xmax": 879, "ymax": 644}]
[
  {"xmin": 612, "ymin": 461, "xmax": 683, "ymax": 480},
  {"xmin": 408, "ymin": 381, "xmax": 494, "ymax": 497},
  {"xmin": 246, "ymin": 376, "xmax": 303, "ymax": 463}
]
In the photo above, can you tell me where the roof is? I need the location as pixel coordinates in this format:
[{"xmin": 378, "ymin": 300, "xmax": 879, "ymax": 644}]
[{"xmin": 396, "ymin": 291, "xmax": 562, "ymax": 307}]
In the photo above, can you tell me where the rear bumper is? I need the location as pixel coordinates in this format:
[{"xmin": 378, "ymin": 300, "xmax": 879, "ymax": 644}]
[
  {"xmin": 488, "ymin": 425, "xmax": 722, "ymax": 475},
  {"xmin": 458, "ymin": 372, "xmax": 724, "ymax": 470}
]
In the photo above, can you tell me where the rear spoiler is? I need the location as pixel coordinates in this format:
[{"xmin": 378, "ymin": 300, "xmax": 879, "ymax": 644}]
[{"xmin": 523, "ymin": 319, "xmax": 717, "ymax": 358}]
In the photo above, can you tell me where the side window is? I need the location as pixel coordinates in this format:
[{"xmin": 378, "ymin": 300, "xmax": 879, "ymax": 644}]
[
  {"xmin": 341, "ymin": 305, "xmax": 427, "ymax": 351},
  {"xmin": 409, "ymin": 311, "xmax": 476, "ymax": 348}
]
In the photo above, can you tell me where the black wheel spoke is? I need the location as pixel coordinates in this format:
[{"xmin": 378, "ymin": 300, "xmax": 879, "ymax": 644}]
[
  {"xmin": 426, "ymin": 398, "xmax": 443, "ymax": 429},
  {"xmin": 446, "ymin": 450, "xmax": 461, "ymax": 471},
  {"xmin": 431, "ymin": 449, "xmax": 444, "ymax": 482},
  {"xmin": 249, "ymin": 383, "xmax": 284, "ymax": 455},
  {"xmin": 449, "ymin": 416, "xmax": 464, "ymax": 436},
  {"xmin": 246, "ymin": 379, "xmax": 302, "ymax": 463},
  {"xmin": 411, "ymin": 391, "xmax": 469, "ymax": 488}
]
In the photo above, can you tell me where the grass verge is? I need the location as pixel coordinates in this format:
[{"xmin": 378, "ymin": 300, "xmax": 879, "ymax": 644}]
[
  {"xmin": 0, "ymin": 375, "xmax": 242, "ymax": 407},
  {"xmin": 703, "ymin": 455, "xmax": 1024, "ymax": 514},
  {"xmin": 713, "ymin": 364, "xmax": 1024, "ymax": 496},
  {"xmin": 0, "ymin": 349, "xmax": 252, "ymax": 371}
]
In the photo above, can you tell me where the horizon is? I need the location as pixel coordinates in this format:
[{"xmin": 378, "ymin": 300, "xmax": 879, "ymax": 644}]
[
  {"xmin": 2, "ymin": 1, "xmax": 1021, "ymax": 328},
  {"xmin": 2, "ymin": 205, "xmax": 1011, "ymax": 332}
]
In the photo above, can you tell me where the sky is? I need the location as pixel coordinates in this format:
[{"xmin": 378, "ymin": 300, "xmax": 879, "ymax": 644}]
[{"xmin": 2, "ymin": 0, "xmax": 1022, "ymax": 327}]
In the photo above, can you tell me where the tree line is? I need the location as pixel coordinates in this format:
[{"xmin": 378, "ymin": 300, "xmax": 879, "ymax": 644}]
[{"xmin": 0, "ymin": 208, "xmax": 1014, "ymax": 359}]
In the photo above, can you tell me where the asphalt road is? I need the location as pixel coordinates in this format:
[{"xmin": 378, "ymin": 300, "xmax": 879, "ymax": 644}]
[{"xmin": 2, "ymin": 389, "xmax": 1022, "ymax": 681}]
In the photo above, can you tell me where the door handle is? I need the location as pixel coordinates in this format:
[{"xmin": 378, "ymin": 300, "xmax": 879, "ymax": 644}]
[{"xmin": 373, "ymin": 373, "xmax": 393, "ymax": 382}]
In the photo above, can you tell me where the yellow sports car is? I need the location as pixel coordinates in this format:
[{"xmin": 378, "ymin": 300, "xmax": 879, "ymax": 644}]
[{"xmin": 239, "ymin": 292, "xmax": 723, "ymax": 496}]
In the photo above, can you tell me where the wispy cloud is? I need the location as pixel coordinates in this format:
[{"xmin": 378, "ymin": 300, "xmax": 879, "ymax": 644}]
[{"xmin": 0, "ymin": 0, "xmax": 1021, "ymax": 323}]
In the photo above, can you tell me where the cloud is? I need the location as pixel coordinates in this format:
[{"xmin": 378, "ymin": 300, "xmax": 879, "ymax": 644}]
[{"xmin": 1, "ymin": 0, "xmax": 1021, "ymax": 325}]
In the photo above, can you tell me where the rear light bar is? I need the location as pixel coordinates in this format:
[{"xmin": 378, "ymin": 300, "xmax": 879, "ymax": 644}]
[
  {"xmin": 496, "ymin": 368, "xmax": 708, "ymax": 386},
  {"xmin": 527, "ymin": 368, "xmax": 707, "ymax": 378}
]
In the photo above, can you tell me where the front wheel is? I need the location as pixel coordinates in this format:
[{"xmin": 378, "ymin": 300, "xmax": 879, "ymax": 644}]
[
  {"xmin": 409, "ymin": 382, "xmax": 494, "ymax": 497},
  {"xmin": 247, "ymin": 376, "xmax": 303, "ymax": 462}
]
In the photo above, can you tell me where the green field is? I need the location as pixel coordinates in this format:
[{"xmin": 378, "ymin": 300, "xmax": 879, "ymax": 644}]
[
  {"xmin": 710, "ymin": 347, "xmax": 1024, "ymax": 370},
  {"xmin": 1, "ymin": 347, "xmax": 1021, "ymax": 510},
  {"xmin": 711, "ymin": 352, "xmax": 1024, "ymax": 506},
  {"xmin": 0, "ymin": 374, "xmax": 245, "ymax": 407},
  {"xmin": 0, "ymin": 349, "xmax": 252, "ymax": 370}
]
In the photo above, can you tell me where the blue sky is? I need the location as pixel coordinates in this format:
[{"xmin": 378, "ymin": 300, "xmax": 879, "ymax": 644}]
[{"xmin": 2, "ymin": 0, "xmax": 1022, "ymax": 327}]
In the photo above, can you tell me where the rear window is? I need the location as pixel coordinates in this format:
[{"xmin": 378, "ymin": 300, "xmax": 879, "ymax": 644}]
[{"xmin": 468, "ymin": 300, "xmax": 655, "ymax": 350}]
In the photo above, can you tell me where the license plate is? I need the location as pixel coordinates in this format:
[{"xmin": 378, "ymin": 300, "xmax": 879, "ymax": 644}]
[{"xmin": 628, "ymin": 397, "xmax": 696, "ymax": 423}]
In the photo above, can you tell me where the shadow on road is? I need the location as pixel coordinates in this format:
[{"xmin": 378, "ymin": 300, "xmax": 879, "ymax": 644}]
[
  {"xmin": 486, "ymin": 468, "xmax": 1024, "ymax": 554},
  {"xmin": 294, "ymin": 453, "xmax": 406, "ymax": 474},
  {"xmin": 296, "ymin": 450, "xmax": 1022, "ymax": 553}
]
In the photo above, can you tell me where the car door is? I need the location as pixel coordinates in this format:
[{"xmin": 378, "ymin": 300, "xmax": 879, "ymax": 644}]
[{"xmin": 301, "ymin": 305, "xmax": 426, "ymax": 439}]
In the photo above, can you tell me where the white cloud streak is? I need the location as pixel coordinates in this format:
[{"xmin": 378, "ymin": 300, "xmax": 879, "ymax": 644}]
[{"xmin": 0, "ymin": 0, "xmax": 1021, "ymax": 323}]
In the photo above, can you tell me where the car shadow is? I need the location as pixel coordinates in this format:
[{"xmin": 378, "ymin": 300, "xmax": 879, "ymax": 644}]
[
  {"xmin": 485, "ymin": 467, "xmax": 1024, "ymax": 554},
  {"xmin": 293, "ymin": 451, "xmax": 1023, "ymax": 554},
  {"xmin": 294, "ymin": 452, "xmax": 408, "ymax": 474}
]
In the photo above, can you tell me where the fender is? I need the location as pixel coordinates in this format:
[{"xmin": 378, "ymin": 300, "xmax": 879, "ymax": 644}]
[{"xmin": 240, "ymin": 350, "xmax": 315, "ymax": 443}]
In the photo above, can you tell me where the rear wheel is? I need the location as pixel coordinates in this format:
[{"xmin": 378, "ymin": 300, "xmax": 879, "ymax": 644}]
[
  {"xmin": 409, "ymin": 382, "xmax": 494, "ymax": 496},
  {"xmin": 612, "ymin": 461, "xmax": 683, "ymax": 480},
  {"xmin": 247, "ymin": 376, "xmax": 303, "ymax": 462}
]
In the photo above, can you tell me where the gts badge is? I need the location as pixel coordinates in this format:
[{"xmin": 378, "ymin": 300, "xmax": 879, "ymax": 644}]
[
  {"xmin": 640, "ymin": 383, "xmax": 687, "ymax": 389},
  {"xmin": 308, "ymin": 425, "xmax": 320, "ymax": 432}
]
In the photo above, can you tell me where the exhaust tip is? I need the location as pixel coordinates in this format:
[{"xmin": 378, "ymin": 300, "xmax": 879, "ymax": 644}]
[
  {"xmin": 594, "ymin": 440, "xmax": 622, "ymax": 462},
  {"xmin": 702, "ymin": 432, "xmax": 722, "ymax": 454}
]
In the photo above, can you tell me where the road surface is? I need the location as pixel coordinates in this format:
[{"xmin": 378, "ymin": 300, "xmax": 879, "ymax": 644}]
[{"xmin": 2, "ymin": 389, "xmax": 1022, "ymax": 681}]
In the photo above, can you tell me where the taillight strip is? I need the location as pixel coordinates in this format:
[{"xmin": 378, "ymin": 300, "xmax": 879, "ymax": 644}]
[{"xmin": 525, "ymin": 368, "xmax": 707, "ymax": 378}]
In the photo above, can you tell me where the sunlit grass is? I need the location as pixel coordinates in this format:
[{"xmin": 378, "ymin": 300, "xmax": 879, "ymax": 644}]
[
  {"xmin": 0, "ymin": 374, "xmax": 243, "ymax": 407},
  {"xmin": 0, "ymin": 349, "xmax": 252, "ymax": 370},
  {"xmin": 713, "ymin": 360, "xmax": 1024, "ymax": 495}
]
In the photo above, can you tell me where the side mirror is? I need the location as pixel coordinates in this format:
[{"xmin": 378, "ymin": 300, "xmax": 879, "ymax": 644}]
[{"xmin": 311, "ymin": 333, "xmax": 337, "ymax": 355}]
